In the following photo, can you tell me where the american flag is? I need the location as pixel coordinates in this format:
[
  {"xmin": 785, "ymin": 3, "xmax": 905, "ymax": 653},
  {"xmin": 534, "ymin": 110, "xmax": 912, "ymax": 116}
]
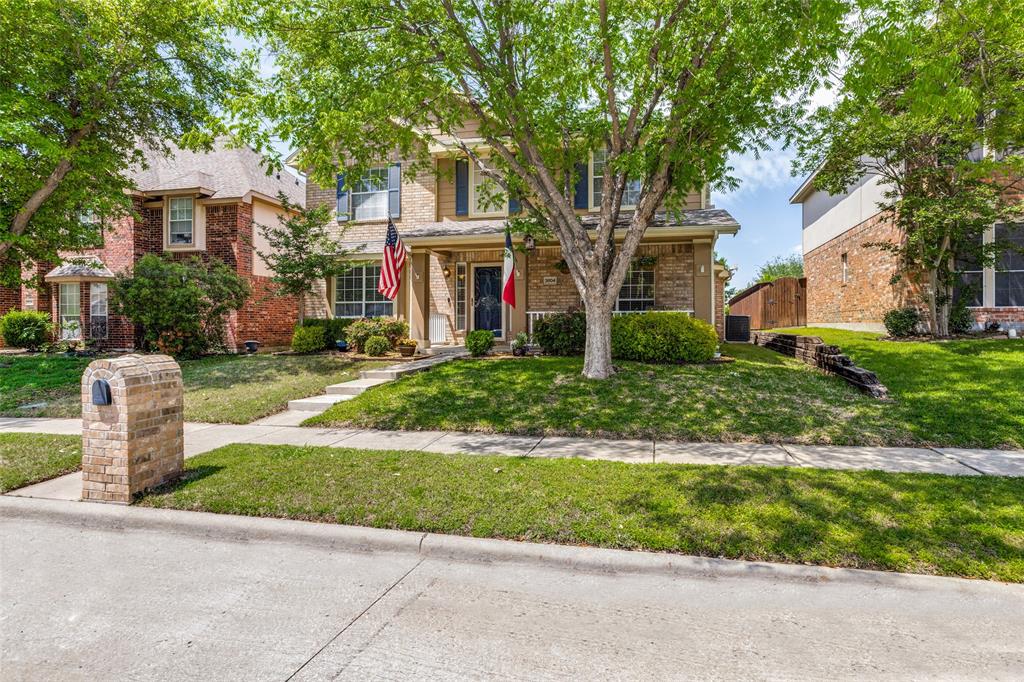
[{"xmin": 378, "ymin": 218, "xmax": 405, "ymax": 300}]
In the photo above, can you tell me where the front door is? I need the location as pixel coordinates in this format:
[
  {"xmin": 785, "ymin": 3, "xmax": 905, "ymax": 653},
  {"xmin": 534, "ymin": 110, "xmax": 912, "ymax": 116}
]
[{"xmin": 473, "ymin": 266, "xmax": 503, "ymax": 337}]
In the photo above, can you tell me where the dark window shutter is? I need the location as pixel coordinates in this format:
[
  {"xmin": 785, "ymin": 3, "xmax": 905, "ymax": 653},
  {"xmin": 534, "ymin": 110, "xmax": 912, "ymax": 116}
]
[
  {"xmin": 455, "ymin": 159, "xmax": 469, "ymax": 216},
  {"xmin": 388, "ymin": 163, "xmax": 401, "ymax": 218},
  {"xmin": 573, "ymin": 162, "xmax": 588, "ymax": 209},
  {"xmin": 508, "ymin": 194, "xmax": 521, "ymax": 214},
  {"xmin": 336, "ymin": 173, "xmax": 349, "ymax": 221}
]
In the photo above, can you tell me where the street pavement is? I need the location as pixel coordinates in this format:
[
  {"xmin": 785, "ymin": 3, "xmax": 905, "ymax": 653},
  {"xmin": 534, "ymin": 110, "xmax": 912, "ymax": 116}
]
[{"xmin": 2, "ymin": 496, "xmax": 1023, "ymax": 680}]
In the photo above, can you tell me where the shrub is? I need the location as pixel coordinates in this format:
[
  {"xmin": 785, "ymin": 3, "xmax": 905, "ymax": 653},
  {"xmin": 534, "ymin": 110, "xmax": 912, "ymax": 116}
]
[
  {"xmin": 948, "ymin": 299, "xmax": 975, "ymax": 335},
  {"xmin": 465, "ymin": 329, "xmax": 495, "ymax": 356},
  {"xmin": 883, "ymin": 307, "xmax": 921, "ymax": 337},
  {"xmin": 0, "ymin": 310, "xmax": 52, "ymax": 350},
  {"xmin": 364, "ymin": 334, "xmax": 390, "ymax": 356},
  {"xmin": 111, "ymin": 254, "xmax": 249, "ymax": 357},
  {"xmin": 291, "ymin": 325, "xmax": 325, "ymax": 354},
  {"xmin": 344, "ymin": 317, "xmax": 408, "ymax": 352},
  {"xmin": 301, "ymin": 317, "xmax": 357, "ymax": 349},
  {"xmin": 611, "ymin": 312, "xmax": 718, "ymax": 363},
  {"xmin": 532, "ymin": 311, "xmax": 586, "ymax": 355}
]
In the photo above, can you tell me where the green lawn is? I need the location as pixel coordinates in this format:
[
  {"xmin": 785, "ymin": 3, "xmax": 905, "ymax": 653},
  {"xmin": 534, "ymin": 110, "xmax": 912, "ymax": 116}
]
[
  {"xmin": 0, "ymin": 354, "xmax": 386, "ymax": 424},
  {"xmin": 0, "ymin": 433, "xmax": 81, "ymax": 493},
  {"xmin": 138, "ymin": 443, "xmax": 1024, "ymax": 582},
  {"xmin": 772, "ymin": 328, "xmax": 1024, "ymax": 449}
]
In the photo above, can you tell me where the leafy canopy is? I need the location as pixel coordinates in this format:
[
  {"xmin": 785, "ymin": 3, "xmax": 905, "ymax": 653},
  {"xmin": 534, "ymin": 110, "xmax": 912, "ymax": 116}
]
[{"xmin": 754, "ymin": 254, "xmax": 804, "ymax": 285}]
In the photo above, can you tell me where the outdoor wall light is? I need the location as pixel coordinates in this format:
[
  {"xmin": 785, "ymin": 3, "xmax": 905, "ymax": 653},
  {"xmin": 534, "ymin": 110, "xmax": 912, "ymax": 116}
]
[{"xmin": 443, "ymin": 265, "xmax": 452, "ymax": 278}]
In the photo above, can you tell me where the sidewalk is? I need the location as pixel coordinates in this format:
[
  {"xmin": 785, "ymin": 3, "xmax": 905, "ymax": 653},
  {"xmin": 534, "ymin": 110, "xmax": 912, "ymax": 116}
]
[{"xmin": 2, "ymin": 416, "xmax": 1023, "ymax": 502}]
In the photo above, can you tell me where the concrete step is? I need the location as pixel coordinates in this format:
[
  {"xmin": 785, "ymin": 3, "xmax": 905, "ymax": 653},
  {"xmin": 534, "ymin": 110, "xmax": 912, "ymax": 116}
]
[
  {"xmin": 325, "ymin": 377, "xmax": 392, "ymax": 396},
  {"xmin": 286, "ymin": 394, "xmax": 355, "ymax": 412}
]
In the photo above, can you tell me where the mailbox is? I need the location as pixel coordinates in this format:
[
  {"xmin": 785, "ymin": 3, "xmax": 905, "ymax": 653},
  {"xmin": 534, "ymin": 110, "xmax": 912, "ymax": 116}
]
[{"xmin": 91, "ymin": 379, "xmax": 112, "ymax": 406}]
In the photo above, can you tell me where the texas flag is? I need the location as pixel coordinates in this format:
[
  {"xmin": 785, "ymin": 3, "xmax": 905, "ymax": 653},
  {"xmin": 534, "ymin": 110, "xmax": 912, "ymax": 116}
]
[{"xmin": 502, "ymin": 229, "xmax": 516, "ymax": 308}]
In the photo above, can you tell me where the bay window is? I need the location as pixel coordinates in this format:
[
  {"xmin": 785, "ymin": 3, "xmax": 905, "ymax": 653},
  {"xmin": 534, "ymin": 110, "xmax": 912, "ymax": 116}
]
[
  {"xmin": 59, "ymin": 283, "xmax": 81, "ymax": 340},
  {"xmin": 90, "ymin": 283, "xmax": 108, "ymax": 339}
]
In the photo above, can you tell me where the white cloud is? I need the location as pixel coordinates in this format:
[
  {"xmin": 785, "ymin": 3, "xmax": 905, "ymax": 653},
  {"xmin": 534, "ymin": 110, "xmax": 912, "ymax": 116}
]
[
  {"xmin": 717, "ymin": 146, "xmax": 799, "ymax": 200},
  {"xmin": 790, "ymin": 243, "xmax": 802, "ymax": 255}
]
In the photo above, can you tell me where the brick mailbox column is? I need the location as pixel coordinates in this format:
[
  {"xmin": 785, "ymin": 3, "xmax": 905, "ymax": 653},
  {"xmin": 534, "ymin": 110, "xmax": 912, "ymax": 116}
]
[{"xmin": 81, "ymin": 354, "xmax": 184, "ymax": 503}]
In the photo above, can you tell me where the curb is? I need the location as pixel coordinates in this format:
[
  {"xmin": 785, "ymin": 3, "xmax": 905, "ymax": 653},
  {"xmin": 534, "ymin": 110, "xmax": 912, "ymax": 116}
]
[{"xmin": 1, "ymin": 495, "xmax": 1010, "ymax": 592}]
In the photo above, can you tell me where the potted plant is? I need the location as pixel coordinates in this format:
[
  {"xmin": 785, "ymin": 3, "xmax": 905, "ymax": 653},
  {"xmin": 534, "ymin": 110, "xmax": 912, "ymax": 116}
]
[
  {"xmin": 396, "ymin": 337, "xmax": 418, "ymax": 357},
  {"xmin": 243, "ymin": 340, "xmax": 260, "ymax": 353},
  {"xmin": 510, "ymin": 331, "xmax": 529, "ymax": 357},
  {"xmin": 335, "ymin": 339, "xmax": 349, "ymax": 351}
]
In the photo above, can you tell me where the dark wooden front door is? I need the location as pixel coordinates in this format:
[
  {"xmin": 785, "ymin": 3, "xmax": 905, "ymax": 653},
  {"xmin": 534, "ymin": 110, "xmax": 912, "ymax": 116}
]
[{"xmin": 473, "ymin": 266, "xmax": 503, "ymax": 337}]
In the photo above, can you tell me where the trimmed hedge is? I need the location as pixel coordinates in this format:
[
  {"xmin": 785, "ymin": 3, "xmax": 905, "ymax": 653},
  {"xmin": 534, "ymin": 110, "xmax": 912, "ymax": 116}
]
[
  {"xmin": 0, "ymin": 310, "xmax": 52, "ymax": 350},
  {"xmin": 301, "ymin": 317, "xmax": 357, "ymax": 350},
  {"xmin": 466, "ymin": 329, "xmax": 495, "ymax": 356},
  {"xmin": 611, "ymin": 312, "xmax": 718, "ymax": 363},
  {"xmin": 344, "ymin": 317, "xmax": 408, "ymax": 352},
  {"xmin": 291, "ymin": 325, "xmax": 325, "ymax": 354},
  {"xmin": 532, "ymin": 311, "xmax": 586, "ymax": 356},
  {"xmin": 364, "ymin": 335, "xmax": 390, "ymax": 356},
  {"xmin": 883, "ymin": 307, "xmax": 920, "ymax": 337}
]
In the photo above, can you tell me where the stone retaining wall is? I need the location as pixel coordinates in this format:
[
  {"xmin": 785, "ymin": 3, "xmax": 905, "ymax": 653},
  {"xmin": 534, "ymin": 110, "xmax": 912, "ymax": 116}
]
[{"xmin": 752, "ymin": 332, "xmax": 889, "ymax": 399}]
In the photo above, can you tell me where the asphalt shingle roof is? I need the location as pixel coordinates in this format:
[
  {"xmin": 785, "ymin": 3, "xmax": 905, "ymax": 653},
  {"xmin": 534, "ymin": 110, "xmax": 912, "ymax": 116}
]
[{"xmin": 45, "ymin": 261, "xmax": 115, "ymax": 280}]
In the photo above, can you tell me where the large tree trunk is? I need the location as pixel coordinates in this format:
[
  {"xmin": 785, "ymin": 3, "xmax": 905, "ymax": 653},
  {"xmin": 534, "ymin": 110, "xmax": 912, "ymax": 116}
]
[{"xmin": 581, "ymin": 293, "xmax": 614, "ymax": 379}]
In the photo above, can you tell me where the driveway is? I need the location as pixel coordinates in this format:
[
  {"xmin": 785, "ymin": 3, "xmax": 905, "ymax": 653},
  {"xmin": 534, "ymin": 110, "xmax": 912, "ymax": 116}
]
[{"xmin": 2, "ymin": 496, "xmax": 1023, "ymax": 680}]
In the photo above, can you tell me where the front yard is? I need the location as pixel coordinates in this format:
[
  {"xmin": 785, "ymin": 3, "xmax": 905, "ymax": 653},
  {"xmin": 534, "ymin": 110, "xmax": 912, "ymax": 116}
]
[
  {"xmin": 139, "ymin": 443, "xmax": 1024, "ymax": 582},
  {"xmin": 307, "ymin": 341, "xmax": 1021, "ymax": 448},
  {"xmin": 0, "ymin": 433, "xmax": 81, "ymax": 493},
  {"xmin": 0, "ymin": 354, "xmax": 386, "ymax": 424}
]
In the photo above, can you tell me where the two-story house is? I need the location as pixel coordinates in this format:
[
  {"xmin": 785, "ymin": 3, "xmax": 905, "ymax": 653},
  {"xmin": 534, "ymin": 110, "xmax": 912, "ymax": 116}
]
[
  {"xmin": 292, "ymin": 134, "xmax": 738, "ymax": 347},
  {"xmin": 1, "ymin": 137, "xmax": 305, "ymax": 350}
]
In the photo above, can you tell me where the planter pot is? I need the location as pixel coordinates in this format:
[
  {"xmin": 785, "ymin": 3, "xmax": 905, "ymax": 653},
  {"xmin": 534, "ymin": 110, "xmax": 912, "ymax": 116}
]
[
  {"xmin": 397, "ymin": 344, "xmax": 417, "ymax": 357},
  {"xmin": 243, "ymin": 340, "xmax": 260, "ymax": 354},
  {"xmin": 512, "ymin": 346, "xmax": 526, "ymax": 357},
  {"xmin": 335, "ymin": 340, "xmax": 349, "ymax": 352}
]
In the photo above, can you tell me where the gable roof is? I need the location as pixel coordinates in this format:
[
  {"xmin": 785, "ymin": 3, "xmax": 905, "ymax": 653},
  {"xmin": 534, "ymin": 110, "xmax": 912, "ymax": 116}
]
[{"xmin": 129, "ymin": 137, "xmax": 305, "ymax": 206}]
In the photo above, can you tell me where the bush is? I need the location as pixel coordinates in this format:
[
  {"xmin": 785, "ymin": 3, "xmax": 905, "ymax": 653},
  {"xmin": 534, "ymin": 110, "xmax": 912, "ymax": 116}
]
[
  {"xmin": 0, "ymin": 310, "xmax": 52, "ymax": 350},
  {"xmin": 532, "ymin": 311, "xmax": 586, "ymax": 355},
  {"xmin": 344, "ymin": 317, "xmax": 408, "ymax": 352},
  {"xmin": 364, "ymin": 334, "xmax": 391, "ymax": 356},
  {"xmin": 465, "ymin": 329, "xmax": 495, "ymax": 356},
  {"xmin": 291, "ymin": 325, "xmax": 325, "ymax": 354},
  {"xmin": 611, "ymin": 312, "xmax": 718, "ymax": 363},
  {"xmin": 111, "ymin": 254, "xmax": 249, "ymax": 357},
  {"xmin": 883, "ymin": 307, "xmax": 921, "ymax": 337},
  {"xmin": 301, "ymin": 317, "xmax": 357, "ymax": 349},
  {"xmin": 948, "ymin": 300, "xmax": 975, "ymax": 335}
]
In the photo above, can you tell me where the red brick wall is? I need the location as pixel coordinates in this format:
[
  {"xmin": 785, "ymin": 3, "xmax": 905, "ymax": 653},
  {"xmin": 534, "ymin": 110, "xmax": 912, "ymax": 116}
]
[
  {"xmin": 714, "ymin": 274, "xmax": 725, "ymax": 339},
  {"xmin": 237, "ymin": 276, "xmax": 299, "ymax": 349}
]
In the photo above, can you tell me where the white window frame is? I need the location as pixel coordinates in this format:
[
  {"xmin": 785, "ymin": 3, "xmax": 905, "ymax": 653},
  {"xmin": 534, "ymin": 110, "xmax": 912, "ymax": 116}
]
[
  {"xmin": 455, "ymin": 262, "xmax": 468, "ymax": 330},
  {"xmin": 168, "ymin": 196, "xmax": 194, "ymax": 246},
  {"xmin": 469, "ymin": 160, "xmax": 507, "ymax": 217},
  {"xmin": 350, "ymin": 166, "xmax": 390, "ymax": 221},
  {"xmin": 994, "ymin": 222, "xmax": 1024, "ymax": 308},
  {"xmin": 89, "ymin": 283, "xmax": 108, "ymax": 339},
  {"xmin": 615, "ymin": 264, "xmax": 655, "ymax": 312},
  {"xmin": 841, "ymin": 253, "xmax": 850, "ymax": 284},
  {"xmin": 333, "ymin": 264, "xmax": 395, "ymax": 318},
  {"xmin": 590, "ymin": 149, "xmax": 641, "ymax": 211},
  {"xmin": 59, "ymin": 283, "xmax": 81, "ymax": 340}
]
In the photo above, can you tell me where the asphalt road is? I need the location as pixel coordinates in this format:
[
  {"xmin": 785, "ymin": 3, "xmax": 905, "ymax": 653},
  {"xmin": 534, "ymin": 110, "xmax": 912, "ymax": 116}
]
[{"xmin": 2, "ymin": 497, "xmax": 1023, "ymax": 680}]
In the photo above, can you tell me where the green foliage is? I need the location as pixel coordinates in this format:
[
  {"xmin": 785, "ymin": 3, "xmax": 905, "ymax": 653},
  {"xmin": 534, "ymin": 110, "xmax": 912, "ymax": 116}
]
[
  {"xmin": 301, "ymin": 317, "xmax": 357, "ymax": 349},
  {"xmin": 465, "ymin": 329, "xmax": 495, "ymax": 357},
  {"xmin": 883, "ymin": 308, "xmax": 922, "ymax": 338},
  {"xmin": 510, "ymin": 331, "xmax": 529, "ymax": 351},
  {"xmin": 291, "ymin": 325, "xmax": 325, "ymax": 354},
  {"xmin": 0, "ymin": 310, "xmax": 51, "ymax": 350},
  {"xmin": 611, "ymin": 312, "xmax": 718, "ymax": 363},
  {"xmin": 948, "ymin": 300, "xmax": 975, "ymax": 335},
  {"xmin": 754, "ymin": 254, "xmax": 803, "ymax": 284},
  {"xmin": 363, "ymin": 335, "xmax": 390, "ymax": 357},
  {"xmin": 533, "ymin": 311, "xmax": 586, "ymax": 356},
  {"xmin": 343, "ymin": 317, "xmax": 408, "ymax": 352},
  {"xmin": 0, "ymin": 0, "xmax": 252, "ymax": 286},
  {"xmin": 110, "ymin": 254, "xmax": 249, "ymax": 357}
]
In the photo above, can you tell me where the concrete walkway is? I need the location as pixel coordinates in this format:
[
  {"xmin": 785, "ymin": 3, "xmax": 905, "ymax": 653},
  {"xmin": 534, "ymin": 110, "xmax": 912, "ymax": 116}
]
[
  {"xmin": 3, "ymin": 495, "xmax": 1023, "ymax": 680},
  {"xmin": 3, "ymin": 417, "xmax": 1024, "ymax": 503}
]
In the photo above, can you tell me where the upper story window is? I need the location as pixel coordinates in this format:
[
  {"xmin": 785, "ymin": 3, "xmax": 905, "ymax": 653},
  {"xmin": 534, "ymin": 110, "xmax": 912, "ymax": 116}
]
[
  {"xmin": 590, "ymin": 149, "xmax": 641, "ymax": 210},
  {"xmin": 470, "ymin": 160, "xmax": 507, "ymax": 216},
  {"xmin": 338, "ymin": 163, "xmax": 401, "ymax": 222},
  {"xmin": 168, "ymin": 197, "xmax": 194, "ymax": 245},
  {"xmin": 995, "ymin": 222, "xmax": 1024, "ymax": 307},
  {"xmin": 616, "ymin": 264, "xmax": 655, "ymax": 311}
]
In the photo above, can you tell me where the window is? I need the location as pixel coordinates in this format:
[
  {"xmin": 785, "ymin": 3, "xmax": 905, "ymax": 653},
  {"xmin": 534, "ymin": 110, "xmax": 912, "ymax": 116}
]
[
  {"xmin": 89, "ymin": 283, "xmax": 108, "ymax": 339},
  {"xmin": 591, "ymin": 149, "xmax": 641, "ymax": 209},
  {"xmin": 995, "ymin": 222, "xmax": 1024, "ymax": 307},
  {"xmin": 334, "ymin": 265, "xmax": 394, "ymax": 318},
  {"xmin": 616, "ymin": 265, "xmax": 655, "ymax": 312},
  {"xmin": 841, "ymin": 253, "xmax": 849, "ymax": 283},
  {"xmin": 168, "ymin": 197, "xmax": 194, "ymax": 245},
  {"xmin": 455, "ymin": 262, "xmax": 467, "ymax": 330},
  {"xmin": 59, "ymin": 283, "xmax": 80, "ymax": 340},
  {"xmin": 351, "ymin": 166, "xmax": 389, "ymax": 221},
  {"xmin": 470, "ymin": 161, "xmax": 506, "ymax": 215},
  {"xmin": 954, "ymin": 233, "xmax": 984, "ymax": 307}
]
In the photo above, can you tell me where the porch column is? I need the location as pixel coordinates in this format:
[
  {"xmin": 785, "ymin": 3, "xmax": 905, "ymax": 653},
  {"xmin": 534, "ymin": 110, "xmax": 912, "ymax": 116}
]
[
  {"xmin": 693, "ymin": 240, "xmax": 714, "ymax": 325},
  {"xmin": 407, "ymin": 251, "xmax": 431, "ymax": 348},
  {"xmin": 509, "ymin": 250, "xmax": 528, "ymax": 338}
]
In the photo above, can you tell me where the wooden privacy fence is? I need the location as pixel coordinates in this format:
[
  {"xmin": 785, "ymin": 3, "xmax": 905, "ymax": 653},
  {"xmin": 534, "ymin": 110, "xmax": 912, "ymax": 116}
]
[{"xmin": 728, "ymin": 277, "xmax": 806, "ymax": 330}]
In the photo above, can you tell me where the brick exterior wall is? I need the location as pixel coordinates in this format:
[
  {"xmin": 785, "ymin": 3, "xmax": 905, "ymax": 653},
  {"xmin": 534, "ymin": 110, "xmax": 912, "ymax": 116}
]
[{"xmin": 714, "ymin": 273, "xmax": 725, "ymax": 339}]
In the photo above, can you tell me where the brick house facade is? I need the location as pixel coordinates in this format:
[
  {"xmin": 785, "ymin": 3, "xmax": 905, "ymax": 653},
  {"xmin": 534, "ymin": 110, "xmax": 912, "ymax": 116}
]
[
  {"xmin": 0, "ymin": 138, "xmax": 304, "ymax": 350},
  {"xmin": 293, "ymin": 144, "xmax": 738, "ymax": 342}
]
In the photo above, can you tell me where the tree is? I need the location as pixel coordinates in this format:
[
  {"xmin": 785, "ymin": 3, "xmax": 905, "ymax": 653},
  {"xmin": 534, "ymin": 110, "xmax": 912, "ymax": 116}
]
[
  {"xmin": 255, "ymin": 193, "xmax": 355, "ymax": 323},
  {"xmin": 0, "ymin": 0, "xmax": 251, "ymax": 287},
  {"xmin": 754, "ymin": 254, "xmax": 803, "ymax": 284},
  {"xmin": 797, "ymin": 0, "xmax": 1024, "ymax": 337},
  {"xmin": 233, "ymin": 0, "xmax": 852, "ymax": 378}
]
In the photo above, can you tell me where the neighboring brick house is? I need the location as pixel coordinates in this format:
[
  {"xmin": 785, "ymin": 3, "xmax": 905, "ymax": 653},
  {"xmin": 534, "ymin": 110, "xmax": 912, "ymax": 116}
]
[
  {"xmin": 0, "ymin": 138, "xmax": 304, "ymax": 350},
  {"xmin": 291, "ymin": 138, "xmax": 737, "ymax": 344},
  {"xmin": 791, "ymin": 170, "xmax": 1024, "ymax": 332}
]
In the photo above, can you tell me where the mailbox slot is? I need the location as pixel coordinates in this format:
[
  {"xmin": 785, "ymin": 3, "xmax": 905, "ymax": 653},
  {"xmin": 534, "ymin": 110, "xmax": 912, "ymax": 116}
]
[{"xmin": 91, "ymin": 379, "xmax": 112, "ymax": 406}]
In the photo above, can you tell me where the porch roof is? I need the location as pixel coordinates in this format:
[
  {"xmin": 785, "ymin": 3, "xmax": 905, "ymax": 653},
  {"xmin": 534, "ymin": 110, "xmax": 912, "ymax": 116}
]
[{"xmin": 44, "ymin": 261, "xmax": 115, "ymax": 282}]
